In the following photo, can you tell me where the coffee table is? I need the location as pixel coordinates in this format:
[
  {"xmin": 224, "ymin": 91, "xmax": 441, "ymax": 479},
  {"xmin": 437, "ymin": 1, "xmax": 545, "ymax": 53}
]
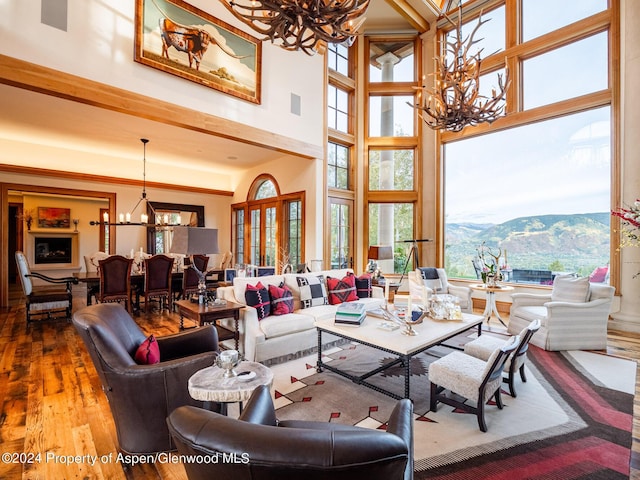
[
  {"xmin": 316, "ymin": 312, "xmax": 483, "ymax": 400},
  {"xmin": 175, "ymin": 299, "xmax": 244, "ymax": 350},
  {"xmin": 188, "ymin": 361, "xmax": 273, "ymax": 415}
]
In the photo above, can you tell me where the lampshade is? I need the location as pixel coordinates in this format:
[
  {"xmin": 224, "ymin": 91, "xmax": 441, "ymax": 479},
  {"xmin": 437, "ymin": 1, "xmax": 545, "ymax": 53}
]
[
  {"xmin": 170, "ymin": 227, "xmax": 219, "ymax": 255},
  {"xmin": 368, "ymin": 246, "xmax": 393, "ymax": 260}
]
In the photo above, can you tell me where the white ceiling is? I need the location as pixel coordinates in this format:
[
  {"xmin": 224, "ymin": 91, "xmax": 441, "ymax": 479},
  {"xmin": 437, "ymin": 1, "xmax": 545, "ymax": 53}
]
[{"xmin": 0, "ymin": 1, "xmax": 438, "ymax": 188}]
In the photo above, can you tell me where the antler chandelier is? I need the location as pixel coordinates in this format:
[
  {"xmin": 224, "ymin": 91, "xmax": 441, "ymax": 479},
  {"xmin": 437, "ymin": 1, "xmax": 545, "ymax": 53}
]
[
  {"xmin": 413, "ymin": 8, "xmax": 509, "ymax": 132},
  {"xmin": 220, "ymin": 0, "xmax": 370, "ymax": 55}
]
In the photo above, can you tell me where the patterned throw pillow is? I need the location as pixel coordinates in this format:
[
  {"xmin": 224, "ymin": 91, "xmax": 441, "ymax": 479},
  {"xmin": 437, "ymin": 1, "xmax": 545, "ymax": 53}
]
[
  {"xmin": 134, "ymin": 335, "xmax": 160, "ymax": 365},
  {"xmin": 355, "ymin": 273, "xmax": 372, "ymax": 299},
  {"xmin": 297, "ymin": 275, "xmax": 328, "ymax": 308},
  {"xmin": 269, "ymin": 282, "xmax": 294, "ymax": 315},
  {"xmin": 245, "ymin": 282, "xmax": 271, "ymax": 320},
  {"xmin": 326, "ymin": 274, "xmax": 358, "ymax": 305}
]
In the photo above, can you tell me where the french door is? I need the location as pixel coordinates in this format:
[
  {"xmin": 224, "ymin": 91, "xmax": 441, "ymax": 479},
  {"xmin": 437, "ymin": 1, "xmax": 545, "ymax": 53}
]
[
  {"xmin": 249, "ymin": 201, "xmax": 278, "ymax": 266},
  {"xmin": 329, "ymin": 198, "xmax": 353, "ymax": 269}
]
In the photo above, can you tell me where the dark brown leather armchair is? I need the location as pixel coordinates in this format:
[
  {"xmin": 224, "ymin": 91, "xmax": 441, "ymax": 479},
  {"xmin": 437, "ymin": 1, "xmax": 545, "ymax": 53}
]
[
  {"xmin": 167, "ymin": 384, "xmax": 414, "ymax": 480},
  {"xmin": 72, "ymin": 303, "xmax": 220, "ymax": 454}
]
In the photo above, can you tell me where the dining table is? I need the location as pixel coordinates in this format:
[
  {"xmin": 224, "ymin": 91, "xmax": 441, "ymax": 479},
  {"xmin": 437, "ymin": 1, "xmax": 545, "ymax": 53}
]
[{"xmin": 73, "ymin": 269, "xmax": 223, "ymax": 308}]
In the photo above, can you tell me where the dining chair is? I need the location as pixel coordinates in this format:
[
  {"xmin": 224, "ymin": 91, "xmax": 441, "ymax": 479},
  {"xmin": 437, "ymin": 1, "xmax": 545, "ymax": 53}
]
[
  {"xmin": 143, "ymin": 254, "xmax": 174, "ymax": 312},
  {"xmin": 464, "ymin": 319, "xmax": 541, "ymax": 397},
  {"xmin": 429, "ymin": 335, "xmax": 519, "ymax": 432},
  {"xmin": 98, "ymin": 255, "xmax": 134, "ymax": 313},
  {"xmin": 179, "ymin": 254, "xmax": 209, "ymax": 302}
]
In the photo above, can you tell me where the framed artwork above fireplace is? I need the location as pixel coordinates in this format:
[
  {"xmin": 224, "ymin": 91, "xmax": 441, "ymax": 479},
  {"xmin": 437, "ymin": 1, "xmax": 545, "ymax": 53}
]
[{"xmin": 37, "ymin": 207, "xmax": 71, "ymax": 228}]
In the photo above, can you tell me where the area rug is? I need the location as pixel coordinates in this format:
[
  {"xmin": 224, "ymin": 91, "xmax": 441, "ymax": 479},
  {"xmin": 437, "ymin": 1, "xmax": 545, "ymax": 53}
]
[{"xmin": 269, "ymin": 338, "xmax": 636, "ymax": 479}]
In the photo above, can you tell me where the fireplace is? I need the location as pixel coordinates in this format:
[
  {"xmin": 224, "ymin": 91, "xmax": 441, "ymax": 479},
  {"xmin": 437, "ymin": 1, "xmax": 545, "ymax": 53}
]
[
  {"xmin": 27, "ymin": 232, "xmax": 79, "ymax": 270},
  {"xmin": 35, "ymin": 236, "xmax": 72, "ymax": 264}
]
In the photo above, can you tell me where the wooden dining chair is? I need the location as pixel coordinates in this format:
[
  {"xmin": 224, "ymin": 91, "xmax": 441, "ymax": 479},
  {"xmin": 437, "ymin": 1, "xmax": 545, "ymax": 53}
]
[
  {"xmin": 97, "ymin": 255, "xmax": 134, "ymax": 313},
  {"xmin": 143, "ymin": 254, "xmax": 174, "ymax": 312},
  {"xmin": 180, "ymin": 254, "xmax": 209, "ymax": 301}
]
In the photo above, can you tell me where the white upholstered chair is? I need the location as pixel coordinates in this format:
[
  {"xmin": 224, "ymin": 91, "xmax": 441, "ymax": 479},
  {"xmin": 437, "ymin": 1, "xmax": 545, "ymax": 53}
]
[
  {"xmin": 83, "ymin": 251, "xmax": 109, "ymax": 273},
  {"xmin": 429, "ymin": 335, "xmax": 520, "ymax": 432},
  {"xmin": 408, "ymin": 268, "xmax": 473, "ymax": 313},
  {"xmin": 508, "ymin": 275, "xmax": 614, "ymax": 351},
  {"xmin": 464, "ymin": 319, "xmax": 541, "ymax": 397}
]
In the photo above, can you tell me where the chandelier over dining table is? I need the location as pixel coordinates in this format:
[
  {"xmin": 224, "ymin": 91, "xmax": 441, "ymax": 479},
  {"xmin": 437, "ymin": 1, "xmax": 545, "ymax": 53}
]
[
  {"xmin": 412, "ymin": 6, "xmax": 510, "ymax": 132},
  {"xmin": 219, "ymin": 0, "xmax": 370, "ymax": 55}
]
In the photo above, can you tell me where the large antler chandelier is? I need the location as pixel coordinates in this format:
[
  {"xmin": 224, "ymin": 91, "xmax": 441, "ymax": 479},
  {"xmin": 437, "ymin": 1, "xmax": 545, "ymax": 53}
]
[
  {"xmin": 220, "ymin": 0, "xmax": 370, "ymax": 55},
  {"xmin": 413, "ymin": 8, "xmax": 509, "ymax": 132}
]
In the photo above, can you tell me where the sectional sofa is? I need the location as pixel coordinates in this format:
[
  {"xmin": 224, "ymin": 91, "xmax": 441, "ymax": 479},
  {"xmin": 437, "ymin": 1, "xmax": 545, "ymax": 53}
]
[{"xmin": 216, "ymin": 269, "xmax": 384, "ymax": 364}]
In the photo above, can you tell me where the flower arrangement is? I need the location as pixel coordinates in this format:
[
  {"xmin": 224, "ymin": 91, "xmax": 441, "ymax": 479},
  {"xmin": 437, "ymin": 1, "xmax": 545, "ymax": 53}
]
[
  {"xmin": 17, "ymin": 209, "xmax": 34, "ymax": 230},
  {"xmin": 612, "ymin": 199, "xmax": 640, "ymax": 248},
  {"xmin": 476, "ymin": 241, "xmax": 502, "ymax": 285}
]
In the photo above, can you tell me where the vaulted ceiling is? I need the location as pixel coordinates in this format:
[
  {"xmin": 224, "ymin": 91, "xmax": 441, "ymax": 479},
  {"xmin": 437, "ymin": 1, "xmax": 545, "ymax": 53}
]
[{"xmin": 0, "ymin": 0, "xmax": 449, "ymax": 188}]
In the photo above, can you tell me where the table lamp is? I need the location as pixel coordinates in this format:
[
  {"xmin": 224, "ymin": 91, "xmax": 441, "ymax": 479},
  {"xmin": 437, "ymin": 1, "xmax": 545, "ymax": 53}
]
[
  {"xmin": 367, "ymin": 245, "xmax": 393, "ymax": 279},
  {"xmin": 170, "ymin": 227, "xmax": 219, "ymax": 302}
]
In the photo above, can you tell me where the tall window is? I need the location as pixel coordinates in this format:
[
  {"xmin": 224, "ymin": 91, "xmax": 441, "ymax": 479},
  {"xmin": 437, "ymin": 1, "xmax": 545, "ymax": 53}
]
[
  {"xmin": 327, "ymin": 42, "xmax": 356, "ymax": 270},
  {"xmin": 442, "ymin": 0, "xmax": 615, "ymax": 285},
  {"xmin": 366, "ymin": 37, "xmax": 421, "ymax": 274}
]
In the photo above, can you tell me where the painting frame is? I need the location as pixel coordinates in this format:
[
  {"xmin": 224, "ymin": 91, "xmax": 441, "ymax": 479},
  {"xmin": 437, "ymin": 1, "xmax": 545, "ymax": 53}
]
[
  {"xmin": 134, "ymin": 0, "xmax": 262, "ymax": 104},
  {"xmin": 37, "ymin": 207, "xmax": 71, "ymax": 229}
]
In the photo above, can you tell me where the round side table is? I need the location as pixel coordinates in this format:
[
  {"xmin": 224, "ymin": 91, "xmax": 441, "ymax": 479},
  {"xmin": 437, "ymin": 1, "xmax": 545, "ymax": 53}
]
[
  {"xmin": 469, "ymin": 283, "xmax": 514, "ymax": 327},
  {"xmin": 188, "ymin": 360, "xmax": 273, "ymax": 415}
]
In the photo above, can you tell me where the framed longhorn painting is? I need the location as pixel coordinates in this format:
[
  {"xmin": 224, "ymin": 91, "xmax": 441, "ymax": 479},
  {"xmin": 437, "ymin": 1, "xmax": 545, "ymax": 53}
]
[{"xmin": 134, "ymin": 0, "xmax": 262, "ymax": 104}]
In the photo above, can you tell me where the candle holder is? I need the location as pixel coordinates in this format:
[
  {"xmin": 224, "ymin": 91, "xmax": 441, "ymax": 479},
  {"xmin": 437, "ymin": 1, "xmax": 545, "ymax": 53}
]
[{"xmin": 73, "ymin": 219, "xmax": 79, "ymax": 232}]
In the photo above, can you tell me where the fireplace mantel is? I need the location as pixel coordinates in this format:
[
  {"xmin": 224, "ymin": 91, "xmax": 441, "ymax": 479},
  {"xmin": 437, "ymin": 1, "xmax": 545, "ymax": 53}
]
[{"xmin": 27, "ymin": 231, "xmax": 80, "ymax": 271}]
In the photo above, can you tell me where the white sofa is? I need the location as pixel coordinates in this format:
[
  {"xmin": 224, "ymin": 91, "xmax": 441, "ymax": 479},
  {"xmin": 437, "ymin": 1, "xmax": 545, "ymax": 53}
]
[{"xmin": 217, "ymin": 269, "xmax": 384, "ymax": 364}]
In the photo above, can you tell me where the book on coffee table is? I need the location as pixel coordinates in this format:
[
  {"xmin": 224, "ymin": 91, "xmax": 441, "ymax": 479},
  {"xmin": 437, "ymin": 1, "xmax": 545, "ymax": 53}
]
[{"xmin": 335, "ymin": 302, "xmax": 366, "ymax": 326}]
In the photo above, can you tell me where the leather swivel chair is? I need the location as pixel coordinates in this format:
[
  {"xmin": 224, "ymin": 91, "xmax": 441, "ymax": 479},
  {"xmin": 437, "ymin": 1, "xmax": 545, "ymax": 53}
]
[
  {"xmin": 167, "ymin": 384, "xmax": 414, "ymax": 480},
  {"xmin": 72, "ymin": 303, "xmax": 220, "ymax": 454}
]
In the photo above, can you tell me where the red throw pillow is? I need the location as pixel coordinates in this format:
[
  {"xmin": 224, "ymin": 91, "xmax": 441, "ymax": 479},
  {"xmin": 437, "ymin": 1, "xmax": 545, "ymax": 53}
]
[
  {"xmin": 269, "ymin": 282, "xmax": 294, "ymax": 315},
  {"xmin": 245, "ymin": 282, "xmax": 271, "ymax": 320},
  {"xmin": 134, "ymin": 335, "xmax": 160, "ymax": 365},
  {"xmin": 326, "ymin": 274, "xmax": 358, "ymax": 305}
]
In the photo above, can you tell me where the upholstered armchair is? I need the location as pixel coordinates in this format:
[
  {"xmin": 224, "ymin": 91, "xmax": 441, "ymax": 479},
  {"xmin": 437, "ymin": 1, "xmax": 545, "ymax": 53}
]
[
  {"xmin": 167, "ymin": 384, "xmax": 414, "ymax": 480},
  {"xmin": 508, "ymin": 276, "xmax": 615, "ymax": 351},
  {"xmin": 15, "ymin": 250, "xmax": 78, "ymax": 323},
  {"xmin": 408, "ymin": 268, "xmax": 473, "ymax": 313},
  {"xmin": 72, "ymin": 303, "xmax": 220, "ymax": 454}
]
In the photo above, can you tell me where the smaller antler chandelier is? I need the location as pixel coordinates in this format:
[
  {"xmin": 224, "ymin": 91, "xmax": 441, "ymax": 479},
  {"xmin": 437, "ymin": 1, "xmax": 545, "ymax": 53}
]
[
  {"xmin": 413, "ymin": 8, "xmax": 509, "ymax": 132},
  {"xmin": 220, "ymin": 0, "xmax": 370, "ymax": 55}
]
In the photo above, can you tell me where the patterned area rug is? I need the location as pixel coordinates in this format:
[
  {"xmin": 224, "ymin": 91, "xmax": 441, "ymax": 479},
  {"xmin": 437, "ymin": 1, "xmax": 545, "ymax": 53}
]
[{"xmin": 269, "ymin": 337, "xmax": 635, "ymax": 479}]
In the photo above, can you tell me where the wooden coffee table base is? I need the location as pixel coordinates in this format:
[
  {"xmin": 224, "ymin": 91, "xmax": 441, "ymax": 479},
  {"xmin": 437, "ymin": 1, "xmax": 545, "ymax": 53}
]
[{"xmin": 175, "ymin": 299, "xmax": 244, "ymax": 351}]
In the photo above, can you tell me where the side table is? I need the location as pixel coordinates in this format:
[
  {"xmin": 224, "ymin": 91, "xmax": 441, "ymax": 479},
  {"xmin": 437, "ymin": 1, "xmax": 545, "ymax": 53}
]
[
  {"xmin": 175, "ymin": 299, "xmax": 244, "ymax": 351},
  {"xmin": 188, "ymin": 361, "xmax": 273, "ymax": 415},
  {"xmin": 469, "ymin": 283, "xmax": 514, "ymax": 327}
]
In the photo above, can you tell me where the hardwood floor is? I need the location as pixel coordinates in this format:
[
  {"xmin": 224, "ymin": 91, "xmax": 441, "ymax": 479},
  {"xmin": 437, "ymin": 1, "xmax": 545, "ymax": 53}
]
[{"xmin": 1, "ymin": 284, "xmax": 639, "ymax": 479}]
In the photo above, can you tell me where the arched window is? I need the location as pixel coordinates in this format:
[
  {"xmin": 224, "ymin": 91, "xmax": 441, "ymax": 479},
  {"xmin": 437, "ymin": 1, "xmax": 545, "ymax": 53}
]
[{"xmin": 232, "ymin": 175, "xmax": 305, "ymax": 272}]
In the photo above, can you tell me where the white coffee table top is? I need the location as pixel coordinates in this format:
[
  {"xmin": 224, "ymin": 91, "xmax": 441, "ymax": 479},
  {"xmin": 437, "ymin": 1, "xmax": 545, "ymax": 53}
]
[
  {"xmin": 188, "ymin": 361, "xmax": 273, "ymax": 404},
  {"xmin": 315, "ymin": 312, "xmax": 484, "ymax": 356}
]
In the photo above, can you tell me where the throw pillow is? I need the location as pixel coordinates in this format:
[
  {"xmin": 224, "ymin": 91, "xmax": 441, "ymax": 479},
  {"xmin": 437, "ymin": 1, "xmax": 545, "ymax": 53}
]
[
  {"xmin": 589, "ymin": 266, "xmax": 608, "ymax": 283},
  {"xmin": 269, "ymin": 282, "xmax": 294, "ymax": 315},
  {"xmin": 417, "ymin": 267, "xmax": 443, "ymax": 292},
  {"xmin": 245, "ymin": 282, "xmax": 271, "ymax": 320},
  {"xmin": 355, "ymin": 273, "xmax": 372, "ymax": 298},
  {"xmin": 297, "ymin": 275, "xmax": 328, "ymax": 308},
  {"xmin": 134, "ymin": 335, "xmax": 160, "ymax": 365},
  {"xmin": 551, "ymin": 275, "xmax": 590, "ymax": 303},
  {"xmin": 326, "ymin": 274, "xmax": 358, "ymax": 305}
]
